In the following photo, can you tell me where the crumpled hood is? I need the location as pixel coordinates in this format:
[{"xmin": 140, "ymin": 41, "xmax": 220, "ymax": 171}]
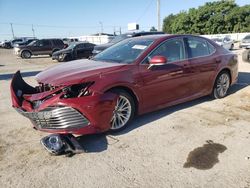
[{"xmin": 36, "ymin": 59, "xmax": 124, "ymax": 86}]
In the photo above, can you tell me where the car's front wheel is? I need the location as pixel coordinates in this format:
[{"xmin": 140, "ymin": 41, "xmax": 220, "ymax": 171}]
[
  {"xmin": 212, "ymin": 71, "xmax": 230, "ymax": 99},
  {"xmin": 109, "ymin": 90, "xmax": 135, "ymax": 132}
]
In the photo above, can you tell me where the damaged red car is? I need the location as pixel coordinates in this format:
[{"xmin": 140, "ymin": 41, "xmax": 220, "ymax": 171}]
[{"xmin": 11, "ymin": 34, "xmax": 238, "ymax": 136}]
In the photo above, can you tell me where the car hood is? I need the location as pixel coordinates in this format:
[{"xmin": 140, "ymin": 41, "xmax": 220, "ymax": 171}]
[{"xmin": 36, "ymin": 59, "xmax": 125, "ymax": 86}]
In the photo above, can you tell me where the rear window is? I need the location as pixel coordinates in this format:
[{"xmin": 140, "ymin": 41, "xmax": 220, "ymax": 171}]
[{"xmin": 52, "ymin": 39, "xmax": 64, "ymax": 46}]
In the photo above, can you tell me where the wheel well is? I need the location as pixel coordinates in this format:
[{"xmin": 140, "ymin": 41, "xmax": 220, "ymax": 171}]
[
  {"xmin": 218, "ymin": 68, "xmax": 232, "ymax": 84},
  {"xmin": 106, "ymin": 86, "xmax": 139, "ymax": 115}
]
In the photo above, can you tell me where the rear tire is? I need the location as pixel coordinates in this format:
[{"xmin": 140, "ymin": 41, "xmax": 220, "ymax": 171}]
[
  {"xmin": 21, "ymin": 50, "xmax": 31, "ymax": 59},
  {"xmin": 212, "ymin": 71, "xmax": 230, "ymax": 99},
  {"xmin": 242, "ymin": 49, "xmax": 250, "ymax": 63},
  {"xmin": 109, "ymin": 89, "xmax": 135, "ymax": 132}
]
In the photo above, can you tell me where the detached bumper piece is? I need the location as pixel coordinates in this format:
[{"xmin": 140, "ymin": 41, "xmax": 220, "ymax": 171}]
[
  {"xmin": 41, "ymin": 134, "xmax": 85, "ymax": 156},
  {"xmin": 16, "ymin": 106, "xmax": 90, "ymax": 130}
]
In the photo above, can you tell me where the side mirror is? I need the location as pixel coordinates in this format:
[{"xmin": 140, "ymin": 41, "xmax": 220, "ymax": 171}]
[{"xmin": 149, "ymin": 56, "xmax": 167, "ymax": 66}]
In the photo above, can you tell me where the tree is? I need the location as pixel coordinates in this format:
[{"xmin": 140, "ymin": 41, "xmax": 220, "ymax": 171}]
[
  {"xmin": 162, "ymin": 0, "xmax": 250, "ymax": 34},
  {"xmin": 150, "ymin": 26, "xmax": 157, "ymax": 31}
]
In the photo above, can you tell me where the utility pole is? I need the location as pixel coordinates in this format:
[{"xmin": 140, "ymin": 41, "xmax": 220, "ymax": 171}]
[
  {"xmin": 157, "ymin": 0, "xmax": 161, "ymax": 31},
  {"xmin": 10, "ymin": 23, "xmax": 15, "ymax": 38},
  {"xmin": 32, "ymin": 24, "xmax": 35, "ymax": 38},
  {"xmin": 99, "ymin": 21, "xmax": 103, "ymax": 34}
]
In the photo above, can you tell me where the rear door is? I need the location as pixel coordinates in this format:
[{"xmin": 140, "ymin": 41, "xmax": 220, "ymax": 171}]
[
  {"xmin": 185, "ymin": 36, "xmax": 218, "ymax": 96},
  {"xmin": 76, "ymin": 44, "xmax": 85, "ymax": 58},
  {"xmin": 84, "ymin": 43, "xmax": 95, "ymax": 57}
]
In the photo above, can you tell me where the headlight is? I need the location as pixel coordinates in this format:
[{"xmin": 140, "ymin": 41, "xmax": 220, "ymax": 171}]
[{"xmin": 61, "ymin": 82, "xmax": 94, "ymax": 98}]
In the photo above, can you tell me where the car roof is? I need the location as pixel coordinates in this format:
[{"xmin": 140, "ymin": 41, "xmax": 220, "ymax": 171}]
[{"xmin": 131, "ymin": 34, "xmax": 214, "ymax": 42}]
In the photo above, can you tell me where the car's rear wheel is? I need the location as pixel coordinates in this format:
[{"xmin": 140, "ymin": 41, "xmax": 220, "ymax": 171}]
[
  {"xmin": 212, "ymin": 71, "xmax": 230, "ymax": 99},
  {"xmin": 21, "ymin": 50, "xmax": 31, "ymax": 59},
  {"xmin": 109, "ymin": 90, "xmax": 135, "ymax": 132}
]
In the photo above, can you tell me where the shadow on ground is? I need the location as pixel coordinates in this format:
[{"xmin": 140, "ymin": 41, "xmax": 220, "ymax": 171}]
[
  {"xmin": 76, "ymin": 72, "xmax": 250, "ymax": 152},
  {"xmin": 76, "ymin": 72, "xmax": 250, "ymax": 153}
]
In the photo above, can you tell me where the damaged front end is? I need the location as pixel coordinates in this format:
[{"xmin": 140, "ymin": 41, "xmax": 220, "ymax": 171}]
[{"xmin": 10, "ymin": 71, "xmax": 117, "ymax": 155}]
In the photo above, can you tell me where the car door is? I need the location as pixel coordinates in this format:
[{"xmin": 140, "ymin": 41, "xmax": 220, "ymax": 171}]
[
  {"xmin": 32, "ymin": 40, "xmax": 51, "ymax": 55},
  {"xmin": 139, "ymin": 37, "xmax": 194, "ymax": 112},
  {"xmin": 83, "ymin": 43, "xmax": 94, "ymax": 57},
  {"xmin": 75, "ymin": 44, "xmax": 85, "ymax": 59},
  {"xmin": 185, "ymin": 36, "xmax": 218, "ymax": 96}
]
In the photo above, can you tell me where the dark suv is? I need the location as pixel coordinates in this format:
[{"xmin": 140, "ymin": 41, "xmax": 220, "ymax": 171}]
[{"xmin": 14, "ymin": 39, "xmax": 65, "ymax": 58}]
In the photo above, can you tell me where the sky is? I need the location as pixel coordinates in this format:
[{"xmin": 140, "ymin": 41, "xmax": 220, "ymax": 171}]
[{"xmin": 0, "ymin": 0, "xmax": 249, "ymax": 41}]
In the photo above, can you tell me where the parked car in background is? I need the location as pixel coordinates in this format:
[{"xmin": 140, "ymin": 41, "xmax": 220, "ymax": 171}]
[
  {"xmin": 240, "ymin": 34, "xmax": 250, "ymax": 49},
  {"xmin": 11, "ymin": 37, "xmax": 36, "ymax": 48},
  {"xmin": 52, "ymin": 42, "xmax": 95, "ymax": 62},
  {"xmin": 13, "ymin": 39, "xmax": 38, "ymax": 47},
  {"xmin": 11, "ymin": 34, "xmax": 238, "ymax": 137},
  {"xmin": 14, "ymin": 39, "xmax": 65, "ymax": 58},
  {"xmin": 92, "ymin": 31, "xmax": 165, "ymax": 55},
  {"xmin": 2, "ymin": 41, "xmax": 12, "ymax": 49},
  {"xmin": 212, "ymin": 36, "xmax": 234, "ymax": 50},
  {"xmin": 0, "ymin": 40, "xmax": 7, "ymax": 47}
]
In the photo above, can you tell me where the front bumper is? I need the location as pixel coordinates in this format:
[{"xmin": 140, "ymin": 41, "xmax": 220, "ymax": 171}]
[
  {"xmin": 10, "ymin": 71, "xmax": 117, "ymax": 135},
  {"xmin": 15, "ymin": 106, "xmax": 90, "ymax": 130}
]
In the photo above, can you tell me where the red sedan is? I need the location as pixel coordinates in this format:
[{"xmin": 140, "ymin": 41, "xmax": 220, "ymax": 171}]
[{"xmin": 11, "ymin": 34, "xmax": 238, "ymax": 135}]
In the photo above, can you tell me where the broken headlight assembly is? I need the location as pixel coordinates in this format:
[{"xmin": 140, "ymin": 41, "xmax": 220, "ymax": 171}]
[{"xmin": 61, "ymin": 82, "xmax": 94, "ymax": 98}]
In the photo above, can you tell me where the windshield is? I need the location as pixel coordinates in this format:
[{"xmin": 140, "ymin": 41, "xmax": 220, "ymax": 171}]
[
  {"xmin": 110, "ymin": 34, "xmax": 132, "ymax": 43},
  {"xmin": 66, "ymin": 43, "xmax": 77, "ymax": 49},
  {"xmin": 244, "ymin": 35, "xmax": 250, "ymax": 39},
  {"xmin": 212, "ymin": 38, "xmax": 223, "ymax": 42},
  {"xmin": 28, "ymin": 40, "xmax": 37, "ymax": 46},
  {"xmin": 93, "ymin": 38, "xmax": 154, "ymax": 64}
]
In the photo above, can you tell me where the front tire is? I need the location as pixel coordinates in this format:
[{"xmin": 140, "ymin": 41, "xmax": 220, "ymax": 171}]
[
  {"xmin": 212, "ymin": 71, "xmax": 230, "ymax": 99},
  {"xmin": 109, "ymin": 89, "xmax": 135, "ymax": 132}
]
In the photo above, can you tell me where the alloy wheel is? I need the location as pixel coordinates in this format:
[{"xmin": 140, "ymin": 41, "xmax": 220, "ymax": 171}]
[
  {"xmin": 110, "ymin": 95, "xmax": 132, "ymax": 130},
  {"xmin": 216, "ymin": 73, "xmax": 230, "ymax": 98}
]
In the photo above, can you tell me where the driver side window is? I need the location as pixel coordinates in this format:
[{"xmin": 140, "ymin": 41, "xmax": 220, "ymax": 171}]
[{"xmin": 146, "ymin": 38, "xmax": 185, "ymax": 63}]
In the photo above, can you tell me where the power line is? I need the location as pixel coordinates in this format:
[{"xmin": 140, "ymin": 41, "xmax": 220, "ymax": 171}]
[{"xmin": 136, "ymin": 0, "xmax": 155, "ymax": 22}]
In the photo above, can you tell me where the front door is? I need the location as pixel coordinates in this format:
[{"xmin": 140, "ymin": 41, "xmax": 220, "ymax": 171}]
[
  {"xmin": 32, "ymin": 40, "xmax": 52, "ymax": 55},
  {"xmin": 139, "ymin": 37, "xmax": 193, "ymax": 113}
]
